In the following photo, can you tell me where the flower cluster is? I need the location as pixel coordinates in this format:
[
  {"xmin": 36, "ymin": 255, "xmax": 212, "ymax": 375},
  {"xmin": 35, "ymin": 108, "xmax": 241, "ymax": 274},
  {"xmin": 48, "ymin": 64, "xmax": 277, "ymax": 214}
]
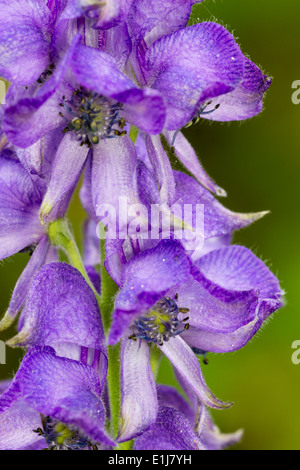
[{"xmin": 0, "ymin": 0, "xmax": 282, "ymax": 451}]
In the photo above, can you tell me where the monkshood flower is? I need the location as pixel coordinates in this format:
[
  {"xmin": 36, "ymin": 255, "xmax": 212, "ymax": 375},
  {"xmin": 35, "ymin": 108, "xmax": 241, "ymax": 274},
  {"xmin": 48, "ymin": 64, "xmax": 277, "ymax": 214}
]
[
  {"xmin": 134, "ymin": 385, "xmax": 243, "ymax": 450},
  {"xmin": 119, "ymin": 0, "xmax": 272, "ymax": 130},
  {"xmin": 0, "ymin": 263, "xmax": 111, "ymax": 450},
  {"xmin": 0, "ymin": 346, "xmax": 113, "ymax": 450},
  {"xmin": 90, "ymin": 164, "xmax": 269, "ymax": 285},
  {"xmin": 2, "ymin": 32, "xmax": 165, "ymax": 221},
  {"xmin": 7, "ymin": 262, "xmax": 108, "ymax": 384},
  {"xmin": 107, "ymin": 239, "xmax": 282, "ymax": 441},
  {"xmin": 3, "ymin": 33, "xmax": 165, "ymax": 149}
]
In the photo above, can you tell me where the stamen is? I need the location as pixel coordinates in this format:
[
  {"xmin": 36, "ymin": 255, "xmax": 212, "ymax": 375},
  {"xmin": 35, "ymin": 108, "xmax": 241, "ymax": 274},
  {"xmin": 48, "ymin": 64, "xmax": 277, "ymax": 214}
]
[
  {"xmin": 171, "ymin": 100, "xmax": 221, "ymax": 148},
  {"xmin": 19, "ymin": 243, "xmax": 38, "ymax": 257},
  {"xmin": 129, "ymin": 296, "xmax": 190, "ymax": 346},
  {"xmin": 59, "ymin": 87, "xmax": 126, "ymax": 148},
  {"xmin": 192, "ymin": 348, "xmax": 209, "ymax": 365}
]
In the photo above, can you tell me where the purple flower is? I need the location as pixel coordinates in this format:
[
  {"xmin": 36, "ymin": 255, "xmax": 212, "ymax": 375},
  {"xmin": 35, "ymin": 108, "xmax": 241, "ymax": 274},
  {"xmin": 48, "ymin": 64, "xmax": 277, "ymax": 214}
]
[
  {"xmin": 0, "ymin": 0, "xmax": 134, "ymax": 86},
  {"xmin": 2, "ymin": 34, "xmax": 164, "ymax": 221},
  {"xmin": 106, "ymin": 239, "xmax": 282, "ymax": 441},
  {"xmin": 98, "ymin": 164, "xmax": 269, "ymax": 286},
  {"xmin": 0, "ymin": 346, "xmax": 114, "ymax": 450},
  {"xmin": 0, "ymin": 262, "xmax": 112, "ymax": 450},
  {"xmin": 7, "ymin": 263, "xmax": 108, "ymax": 385},
  {"xmin": 3, "ymin": 34, "xmax": 165, "ymax": 149},
  {"xmin": 133, "ymin": 385, "xmax": 243, "ymax": 450},
  {"xmin": 121, "ymin": 0, "xmax": 272, "ymax": 129}
]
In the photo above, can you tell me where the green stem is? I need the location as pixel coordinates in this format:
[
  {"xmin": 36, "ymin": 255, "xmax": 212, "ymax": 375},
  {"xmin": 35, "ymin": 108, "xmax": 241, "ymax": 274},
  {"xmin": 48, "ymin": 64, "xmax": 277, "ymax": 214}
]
[
  {"xmin": 99, "ymin": 231, "xmax": 118, "ymax": 335},
  {"xmin": 98, "ymin": 231, "xmax": 122, "ymax": 442},
  {"xmin": 150, "ymin": 345, "xmax": 162, "ymax": 380},
  {"xmin": 48, "ymin": 218, "xmax": 94, "ymax": 291}
]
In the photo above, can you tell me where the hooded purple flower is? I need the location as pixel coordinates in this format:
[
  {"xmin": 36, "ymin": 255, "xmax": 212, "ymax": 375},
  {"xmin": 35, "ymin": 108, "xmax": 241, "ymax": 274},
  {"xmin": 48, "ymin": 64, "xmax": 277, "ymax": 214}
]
[
  {"xmin": 7, "ymin": 262, "xmax": 108, "ymax": 385},
  {"xmin": 95, "ymin": 160, "xmax": 269, "ymax": 286},
  {"xmin": 2, "ymin": 30, "xmax": 165, "ymax": 222},
  {"xmin": 106, "ymin": 238, "xmax": 282, "ymax": 441},
  {"xmin": 124, "ymin": 0, "xmax": 272, "ymax": 128},
  {"xmin": 0, "ymin": 346, "xmax": 114, "ymax": 450},
  {"xmin": 0, "ymin": 262, "xmax": 112, "ymax": 450}
]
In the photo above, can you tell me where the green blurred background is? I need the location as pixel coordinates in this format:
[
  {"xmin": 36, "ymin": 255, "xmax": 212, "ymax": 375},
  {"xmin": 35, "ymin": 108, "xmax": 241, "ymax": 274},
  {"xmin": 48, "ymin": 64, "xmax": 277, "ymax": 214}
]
[{"xmin": 0, "ymin": 0, "xmax": 299, "ymax": 450}]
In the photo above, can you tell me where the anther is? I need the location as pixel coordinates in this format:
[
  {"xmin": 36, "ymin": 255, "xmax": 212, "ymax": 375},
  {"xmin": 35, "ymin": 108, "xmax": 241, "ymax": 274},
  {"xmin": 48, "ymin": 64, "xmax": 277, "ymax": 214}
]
[
  {"xmin": 171, "ymin": 100, "xmax": 221, "ymax": 147},
  {"xmin": 128, "ymin": 334, "xmax": 137, "ymax": 341},
  {"xmin": 178, "ymin": 308, "xmax": 189, "ymax": 314}
]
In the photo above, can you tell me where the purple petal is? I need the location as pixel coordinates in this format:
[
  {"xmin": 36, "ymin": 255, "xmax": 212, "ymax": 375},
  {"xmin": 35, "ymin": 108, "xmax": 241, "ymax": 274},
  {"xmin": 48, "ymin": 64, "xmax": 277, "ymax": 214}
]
[
  {"xmin": 39, "ymin": 133, "xmax": 89, "ymax": 223},
  {"xmin": 80, "ymin": 156, "xmax": 96, "ymax": 219},
  {"xmin": 62, "ymin": 0, "xmax": 133, "ymax": 29},
  {"xmin": 159, "ymin": 336, "xmax": 231, "ymax": 409},
  {"xmin": 133, "ymin": 405, "xmax": 202, "ymax": 450},
  {"xmin": 127, "ymin": 0, "xmax": 204, "ymax": 47},
  {"xmin": 0, "ymin": 0, "xmax": 53, "ymax": 85},
  {"xmin": 179, "ymin": 245, "xmax": 282, "ymax": 352},
  {"xmin": 104, "ymin": 22, "xmax": 132, "ymax": 70},
  {"xmin": 0, "ymin": 151, "xmax": 45, "ymax": 260},
  {"xmin": 118, "ymin": 337, "xmax": 157, "ymax": 442},
  {"xmin": 16, "ymin": 347, "xmax": 114, "ymax": 446},
  {"xmin": 94, "ymin": 0, "xmax": 133, "ymax": 29},
  {"xmin": 173, "ymin": 170, "xmax": 269, "ymax": 240},
  {"xmin": 0, "ymin": 396, "xmax": 43, "ymax": 450},
  {"xmin": 104, "ymin": 237, "xmax": 128, "ymax": 286},
  {"xmin": 108, "ymin": 240, "xmax": 192, "ymax": 345},
  {"xmin": 143, "ymin": 22, "xmax": 245, "ymax": 130},
  {"xmin": 3, "ymin": 88, "xmax": 65, "ymax": 148},
  {"xmin": 156, "ymin": 384, "xmax": 195, "ymax": 424},
  {"xmin": 120, "ymin": 87, "xmax": 166, "ymax": 134},
  {"xmin": 145, "ymin": 135, "xmax": 175, "ymax": 205},
  {"xmin": 0, "ymin": 235, "xmax": 50, "ymax": 331},
  {"xmin": 195, "ymin": 245, "xmax": 282, "ymax": 301},
  {"xmin": 16, "ymin": 128, "xmax": 64, "ymax": 194},
  {"xmin": 196, "ymin": 403, "xmax": 243, "ymax": 450},
  {"xmin": 202, "ymin": 58, "xmax": 272, "ymax": 121},
  {"xmin": 83, "ymin": 218, "xmax": 101, "ymax": 267},
  {"xmin": 91, "ymin": 135, "xmax": 138, "ymax": 233}
]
